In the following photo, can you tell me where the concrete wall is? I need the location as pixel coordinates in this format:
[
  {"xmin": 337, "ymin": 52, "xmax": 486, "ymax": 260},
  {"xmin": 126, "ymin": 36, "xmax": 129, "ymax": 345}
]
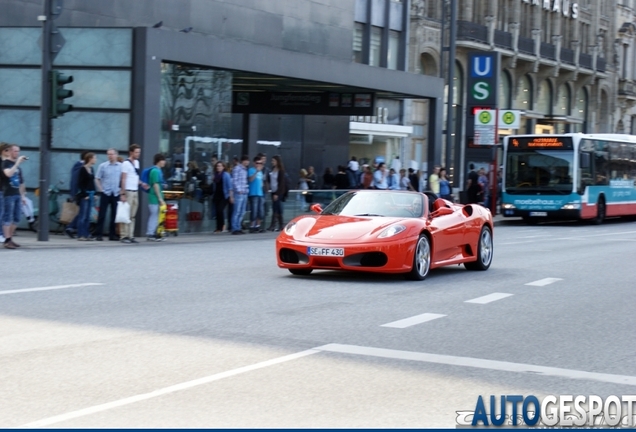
[{"xmin": 0, "ymin": 0, "xmax": 355, "ymax": 62}]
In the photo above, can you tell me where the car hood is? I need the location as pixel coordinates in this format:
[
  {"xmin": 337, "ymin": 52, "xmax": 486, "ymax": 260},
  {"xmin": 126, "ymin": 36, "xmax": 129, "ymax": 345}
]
[{"xmin": 291, "ymin": 215, "xmax": 409, "ymax": 241}]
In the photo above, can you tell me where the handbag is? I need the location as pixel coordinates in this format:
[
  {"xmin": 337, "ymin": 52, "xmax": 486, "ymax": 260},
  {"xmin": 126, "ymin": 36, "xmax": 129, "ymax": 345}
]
[
  {"xmin": 115, "ymin": 201, "xmax": 131, "ymax": 224},
  {"xmin": 59, "ymin": 201, "xmax": 79, "ymax": 224}
]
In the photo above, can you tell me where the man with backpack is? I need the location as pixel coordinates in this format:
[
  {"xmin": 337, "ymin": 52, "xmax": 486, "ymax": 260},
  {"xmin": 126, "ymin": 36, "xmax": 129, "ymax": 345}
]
[
  {"xmin": 145, "ymin": 153, "xmax": 167, "ymax": 241},
  {"xmin": 64, "ymin": 150, "xmax": 89, "ymax": 238},
  {"xmin": 119, "ymin": 144, "xmax": 144, "ymax": 244}
]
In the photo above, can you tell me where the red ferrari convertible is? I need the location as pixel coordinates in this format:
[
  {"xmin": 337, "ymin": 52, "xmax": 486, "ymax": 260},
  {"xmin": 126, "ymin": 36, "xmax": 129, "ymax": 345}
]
[{"xmin": 276, "ymin": 190, "xmax": 493, "ymax": 280}]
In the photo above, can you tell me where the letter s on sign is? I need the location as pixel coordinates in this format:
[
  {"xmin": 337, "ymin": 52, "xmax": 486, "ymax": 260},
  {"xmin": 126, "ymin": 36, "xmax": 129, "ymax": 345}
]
[{"xmin": 473, "ymin": 82, "xmax": 490, "ymax": 101}]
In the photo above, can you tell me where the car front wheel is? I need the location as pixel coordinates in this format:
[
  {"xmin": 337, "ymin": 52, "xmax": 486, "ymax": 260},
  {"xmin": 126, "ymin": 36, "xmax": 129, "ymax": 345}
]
[
  {"xmin": 406, "ymin": 234, "xmax": 431, "ymax": 281},
  {"xmin": 465, "ymin": 225, "xmax": 493, "ymax": 271}
]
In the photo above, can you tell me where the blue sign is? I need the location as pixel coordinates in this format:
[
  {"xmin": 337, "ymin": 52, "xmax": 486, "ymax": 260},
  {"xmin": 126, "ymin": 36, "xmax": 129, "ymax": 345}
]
[{"xmin": 471, "ymin": 55, "xmax": 494, "ymax": 78}]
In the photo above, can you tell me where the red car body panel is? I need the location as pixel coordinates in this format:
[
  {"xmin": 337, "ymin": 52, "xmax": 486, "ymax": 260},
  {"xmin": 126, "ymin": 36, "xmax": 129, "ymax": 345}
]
[{"xmin": 276, "ymin": 191, "xmax": 493, "ymax": 275}]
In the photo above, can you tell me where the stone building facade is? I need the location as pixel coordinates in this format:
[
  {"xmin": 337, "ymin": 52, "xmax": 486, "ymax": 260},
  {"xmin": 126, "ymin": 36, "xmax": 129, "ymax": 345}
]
[{"xmin": 409, "ymin": 0, "xmax": 634, "ymax": 186}]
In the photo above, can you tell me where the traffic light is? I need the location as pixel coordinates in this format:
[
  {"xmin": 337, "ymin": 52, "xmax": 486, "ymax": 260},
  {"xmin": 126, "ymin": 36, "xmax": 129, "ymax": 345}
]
[{"xmin": 50, "ymin": 70, "xmax": 73, "ymax": 118}]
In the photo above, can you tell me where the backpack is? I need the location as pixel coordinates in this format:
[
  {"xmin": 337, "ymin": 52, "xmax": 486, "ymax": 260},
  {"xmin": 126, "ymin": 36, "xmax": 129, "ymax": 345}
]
[{"xmin": 140, "ymin": 166, "xmax": 163, "ymax": 193}]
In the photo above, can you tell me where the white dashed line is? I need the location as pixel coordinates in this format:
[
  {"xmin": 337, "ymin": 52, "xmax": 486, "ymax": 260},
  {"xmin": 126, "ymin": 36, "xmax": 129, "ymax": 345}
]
[
  {"xmin": 316, "ymin": 344, "xmax": 636, "ymax": 386},
  {"xmin": 525, "ymin": 278, "xmax": 563, "ymax": 287},
  {"xmin": 465, "ymin": 293, "xmax": 513, "ymax": 304},
  {"xmin": 0, "ymin": 283, "xmax": 104, "ymax": 296},
  {"xmin": 380, "ymin": 313, "xmax": 446, "ymax": 328}
]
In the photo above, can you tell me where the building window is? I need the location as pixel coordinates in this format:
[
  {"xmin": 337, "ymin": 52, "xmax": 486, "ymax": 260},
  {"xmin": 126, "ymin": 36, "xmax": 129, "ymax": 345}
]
[
  {"xmin": 514, "ymin": 75, "xmax": 533, "ymax": 110},
  {"xmin": 452, "ymin": 61, "xmax": 463, "ymax": 106},
  {"xmin": 370, "ymin": 27, "xmax": 382, "ymax": 66},
  {"xmin": 499, "ymin": 70, "xmax": 512, "ymax": 109},
  {"xmin": 353, "ymin": 23, "xmax": 363, "ymax": 63},
  {"xmin": 557, "ymin": 84, "xmax": 571, "ymax": 116},
  {"xmin": 572, "ymin": 87, "xmax": 588, "ymax": 133},
  {"xmin": 387, "ymin": 31, "xmax": 400, "ymax": 70},
  {"xmin": 536, "ymin": 80, "xmax": 552, "ymax": 115}
]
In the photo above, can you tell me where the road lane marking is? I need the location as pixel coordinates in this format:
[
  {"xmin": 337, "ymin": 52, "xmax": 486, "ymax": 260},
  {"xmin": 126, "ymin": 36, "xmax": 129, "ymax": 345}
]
[
  {"xmin": 499, "ymin": 241, "xmax": 536, "ymax": 245},
  {"xmin": 525, "ymin": 278, "xmax": 563, "ymax": 287},
  {"xmin": 381, "ymin": 313, "xmax": 446, "ymax": 328},
  {"xmin": 0, "ymin": 283, "xmax": 104, "ymax": 296},
  {"xmin": 316, "ymin": 344, "xmax": 636, "ymax": 386},
  {"xmin": 557, "ymin": 230, "xmax": 636, "ymax": 240},
  {"xmin": 22, "ymin": 348, "xmax": 320, "ymax": 427},
  {"xmin": 465, "ymin": 293, "xmax": 513, "ymax": 304}
]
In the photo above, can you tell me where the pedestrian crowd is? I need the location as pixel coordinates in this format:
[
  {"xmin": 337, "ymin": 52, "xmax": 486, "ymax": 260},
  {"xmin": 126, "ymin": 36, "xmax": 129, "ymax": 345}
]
[
  {"xmin": 320, "ymin": 156, "xmax": 425, "ymax": 193},
  {"xmin": 0, "ymin": 139, "xmax": 502, "ymax": 250},
  {"xmin": 62, "ymin": 144, "xmax": 168, "ymax": 243}
]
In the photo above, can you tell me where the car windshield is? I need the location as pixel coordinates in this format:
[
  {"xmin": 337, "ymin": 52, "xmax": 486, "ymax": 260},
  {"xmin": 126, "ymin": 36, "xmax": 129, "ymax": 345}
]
[{"xmin": 320, "ymin": 191, "xmax": 424, "ymax": 218}]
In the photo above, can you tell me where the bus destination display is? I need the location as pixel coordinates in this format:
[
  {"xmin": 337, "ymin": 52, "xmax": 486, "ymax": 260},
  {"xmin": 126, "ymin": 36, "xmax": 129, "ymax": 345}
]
[{"xmin": 510, "ymin": 137, "xmax": 573, "ymax": 150}]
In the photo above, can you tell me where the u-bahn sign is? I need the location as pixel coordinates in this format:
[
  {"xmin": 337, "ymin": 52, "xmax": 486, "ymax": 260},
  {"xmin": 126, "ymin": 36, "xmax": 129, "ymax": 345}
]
[{"xmin": 467, "ymin": 52, "xmax": 499, "ymax": 107}]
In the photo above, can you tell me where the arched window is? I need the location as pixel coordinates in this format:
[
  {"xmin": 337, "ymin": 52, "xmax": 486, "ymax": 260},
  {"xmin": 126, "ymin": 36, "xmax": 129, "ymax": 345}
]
[
  {"xmin": 536, "ymin": 80, "xmax": 552, "ymax": 115},
  {"xmin": 513, "ymin": 75, "xmax": 532, "ymax": 110},
  {"xmin": 420, "ymin": 53, "xmax": 438, "ymax": 77},
  {"xmin": 499, "ymin": 70, "xmax": 512, "ymax": 109},
  {"xmin": 452, "ymin": 61, "xmax": 463, "ymax": 106},
  {"xmin": 572, "ymin": 87, "xmax": 588, "ymax": 133},
  {"xmin": 556, "ymin": 84, "xmax": 571, "ymax": 116}
]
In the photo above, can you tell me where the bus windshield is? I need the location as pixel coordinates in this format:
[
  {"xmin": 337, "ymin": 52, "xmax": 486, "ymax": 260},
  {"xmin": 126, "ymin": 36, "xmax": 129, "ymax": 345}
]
[{"xmin": 505, "ymin": 149, "xmax": 574, "ymax": 195}]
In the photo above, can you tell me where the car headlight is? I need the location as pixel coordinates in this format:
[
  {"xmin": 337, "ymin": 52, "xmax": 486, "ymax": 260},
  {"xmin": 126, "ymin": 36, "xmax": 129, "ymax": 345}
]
[
  {"xmin": 284, "ymin": 222, "xmax": 297, "ymax": 235},
  {"xmin": 378, "ymin": 224, "xmax": 406, "ymax": 238},
  {"xmin": 502, "ymin": 203, "xmax": 516, "ymax": 209},
  {"xmin": 560, "ymin": 202, "xmax": 580, "ymax": 210}
]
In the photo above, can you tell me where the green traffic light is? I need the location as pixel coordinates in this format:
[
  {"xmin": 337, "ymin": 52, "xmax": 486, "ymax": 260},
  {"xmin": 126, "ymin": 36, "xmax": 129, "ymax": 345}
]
[{"xmin": 50, "ymin": 70, "xmax": 74, "ymax": 118}]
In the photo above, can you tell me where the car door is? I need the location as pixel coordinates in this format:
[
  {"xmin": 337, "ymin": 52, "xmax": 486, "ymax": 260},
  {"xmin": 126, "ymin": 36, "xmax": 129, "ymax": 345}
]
[{"xmin": 428, "ymin": 206, "xmax": 466, "ymax": 264}]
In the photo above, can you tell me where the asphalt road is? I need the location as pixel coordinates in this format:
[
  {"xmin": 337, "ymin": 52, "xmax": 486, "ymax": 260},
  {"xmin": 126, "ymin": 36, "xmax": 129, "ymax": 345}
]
[{"xmin": 1, "ymin": 218, "xmax": 635, "ymax": 427}]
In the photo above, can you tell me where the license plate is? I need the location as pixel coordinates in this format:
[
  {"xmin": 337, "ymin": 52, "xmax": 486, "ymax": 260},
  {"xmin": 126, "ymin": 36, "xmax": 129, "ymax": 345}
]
[
  {"xmin": 529, "ymin": 212, "xmax": 548, "ymax": 217},
  {"xmin": 307, "ymin": 247, "xmax": 345, "ymax": 257}
]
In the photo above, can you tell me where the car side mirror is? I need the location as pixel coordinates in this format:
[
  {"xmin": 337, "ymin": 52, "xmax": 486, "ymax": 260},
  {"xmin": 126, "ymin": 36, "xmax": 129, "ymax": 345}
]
[
  {"xmin": 310, "ymin": 203, "xmax": 323, "ymax": 214},
  {"xmin": 431, "ymin": 206, "xmax": 454, "ymax": 218}
]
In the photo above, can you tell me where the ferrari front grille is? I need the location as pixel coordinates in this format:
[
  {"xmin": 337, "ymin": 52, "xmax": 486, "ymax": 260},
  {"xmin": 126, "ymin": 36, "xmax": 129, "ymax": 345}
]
[
  {"xmin": 343, "ymin": 252, "xmax": 388, "ymax": 267},
  {"xmin": 279, "ymin": 248, "xmax": 309, "ymax": 264}
]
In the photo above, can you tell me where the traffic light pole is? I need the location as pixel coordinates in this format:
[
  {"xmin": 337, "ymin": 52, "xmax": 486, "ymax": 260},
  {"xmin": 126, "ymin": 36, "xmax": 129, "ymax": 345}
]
[{"xmin": 38, "ymin": 0, "xmax": 53, "ymax": 241}]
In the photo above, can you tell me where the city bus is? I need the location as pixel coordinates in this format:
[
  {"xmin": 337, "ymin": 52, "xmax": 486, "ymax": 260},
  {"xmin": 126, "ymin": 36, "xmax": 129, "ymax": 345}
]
[{"xmin": 501, "ymin": 133, "xmax": 636, "ymax": 224}]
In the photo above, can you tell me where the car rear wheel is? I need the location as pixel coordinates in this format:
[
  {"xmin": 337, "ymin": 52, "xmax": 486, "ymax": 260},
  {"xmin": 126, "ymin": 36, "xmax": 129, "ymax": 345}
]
[
  {"xmin": 289, "ymin": 268, "xmax": 313, "ymax": 276},
  {"xmin": 465, "ymin": 225, "xmax": 493, "ymax": 271},
  {"xmin": 406, "ymin": 234, "xmax": 431, "ymax": 281}
]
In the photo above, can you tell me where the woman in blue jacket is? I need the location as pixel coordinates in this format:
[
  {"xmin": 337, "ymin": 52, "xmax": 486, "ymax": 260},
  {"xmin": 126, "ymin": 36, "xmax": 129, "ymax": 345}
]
[{"xmin": 211, "ymin": 161, "xmax": 232, "ymax": 233}]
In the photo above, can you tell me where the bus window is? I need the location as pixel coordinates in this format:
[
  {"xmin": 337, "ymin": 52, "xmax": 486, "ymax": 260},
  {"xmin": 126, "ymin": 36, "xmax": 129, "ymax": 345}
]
[
  {"xmin": 593, "ymin": 141, "xmax": 609, "ymax": 185},
  {"xmin": 579, "ymin": 151, "xmax": 593, "ymax": 191}
]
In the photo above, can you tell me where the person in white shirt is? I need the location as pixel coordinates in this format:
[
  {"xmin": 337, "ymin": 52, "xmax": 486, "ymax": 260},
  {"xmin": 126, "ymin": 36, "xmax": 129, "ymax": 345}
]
[{"xmin": 119, "ymin": 144, "xmax": 145, "ymax": 244}]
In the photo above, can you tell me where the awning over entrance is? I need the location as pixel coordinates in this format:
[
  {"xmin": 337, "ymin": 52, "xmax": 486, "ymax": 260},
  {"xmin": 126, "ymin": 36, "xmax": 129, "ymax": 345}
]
[{"xmin": 139, "ymin": 27, "xmax": 443, "ymax": 101}]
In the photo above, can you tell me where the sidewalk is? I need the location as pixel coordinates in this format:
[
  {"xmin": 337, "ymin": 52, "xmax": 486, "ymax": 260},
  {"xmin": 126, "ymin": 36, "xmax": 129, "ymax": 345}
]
[{"xmin": 5, "ymin": 229, "xmax": 281, "ymax": 250}]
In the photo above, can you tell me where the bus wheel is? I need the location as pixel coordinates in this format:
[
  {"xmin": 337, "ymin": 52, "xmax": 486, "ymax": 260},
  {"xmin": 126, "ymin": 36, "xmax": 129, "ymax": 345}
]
[{"xmin": 592, "ymin": 197, "xmax": 605, "ymax": 225}]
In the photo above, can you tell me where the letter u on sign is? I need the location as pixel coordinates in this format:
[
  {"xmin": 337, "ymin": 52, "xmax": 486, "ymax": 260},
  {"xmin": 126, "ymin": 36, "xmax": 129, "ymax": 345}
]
[{"xmin": 472, "ymin": 56, "xmax": 493, "ymax": 78}]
